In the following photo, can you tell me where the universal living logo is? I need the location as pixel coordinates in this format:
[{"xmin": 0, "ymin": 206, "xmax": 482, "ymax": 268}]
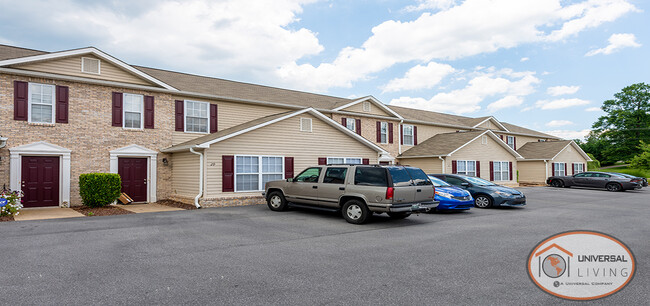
[{"xmin": 527, "ymin": 231, "xmax": 635, "ymax": 300}]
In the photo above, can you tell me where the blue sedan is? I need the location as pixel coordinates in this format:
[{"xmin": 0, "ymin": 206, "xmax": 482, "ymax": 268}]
[
  {"xmin": 428, "ymin": 175, "xmax": 474, "ymax": 211},
  {"xmin": 431, "ymin": 174, "xmax": 526, "ymax": 208}
]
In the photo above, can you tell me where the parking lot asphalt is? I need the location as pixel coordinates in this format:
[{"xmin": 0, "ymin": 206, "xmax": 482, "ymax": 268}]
[{"xmin": 1, "ymin": 186, "xmax": 647, "ymax": 305}]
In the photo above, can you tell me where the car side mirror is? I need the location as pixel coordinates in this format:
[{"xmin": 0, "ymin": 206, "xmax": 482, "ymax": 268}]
[
  {"xmin": 286, "ymin": 178, "xmax": 294, "ymax": 182},
  {"xmin": 461, "ymin": 182, "xmax": 470, "ymax": 187}
]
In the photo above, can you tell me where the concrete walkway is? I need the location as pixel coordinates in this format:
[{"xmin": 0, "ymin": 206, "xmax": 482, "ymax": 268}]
[
  {"xmin": 117, "ymin": 203, "xmax": 184, "ymax": 213},
  {"xmin": 14, "ymin": 207, "xmax": 85, "ymax": 221}
]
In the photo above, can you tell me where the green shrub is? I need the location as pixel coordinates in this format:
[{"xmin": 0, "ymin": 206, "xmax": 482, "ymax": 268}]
[
  {"xmin": 79, "ymin": 173, "xmax": 122, "ymax": 207},
  {"xmin": 587, "ymin": 153, "xmax": 601, "ymax": 171},
  {"xmin": 629, "ymin": 141, "xmax": 650, "ymax": 171}
]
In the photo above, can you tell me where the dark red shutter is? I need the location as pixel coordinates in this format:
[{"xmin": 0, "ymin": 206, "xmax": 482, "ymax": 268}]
[
  {"xmin": 376, "ymin": 121, "xmax": 381, "ymax": 142},
  {"xmin": 564, "ymin": 163, "xmax": 568, "ymax": 175},
  {"xmin": 489, "ymin": 161, "xmax": 494, "ymax": 181},
  {"xmin": 552, "ymin": 163, "xmax": 555, "ymax": 176},
  {"xmin": 55, "ymin": 85, "xmax": 69, "ymax": 123},
  {"xmin": 144, "ymin": 95, "xmax": 154, "ymax": 129},
  {"xmin": 222, "ymin": 155, "xmax": 234, "ymax": 192},
  {"xmin": 14, "ymin": 81, "xmax": 28, "ymax": 121},
  {"xmin": 499, "ymin": 135, "xmax": 504, "ymax": 140},
  {"xmin": 210, "ymin": 104, "xmax": 218, "ymax": 133},
  {"xmin": 318, "ymin": 157, "xmax": 327, "ymax": 165},
  {"xmin": 451, "ymin": 160, "xmax": 457, "ymax": 174},
  {"xmin": 111, "ymin": 92, "xmax": 123, "ymax": 126},
  {"xmin": 362, "ymin": 158, "xmax": 370, "ymax": 165},
  {"xmin": 513, "ymin": 137, "xmax": 517, "ymax": 150},
  {"xmin": 388, "ymin": 123, "xmax": 394, "ymax": 143},
  {"xmin": 355, "ymin": 119, "xmax": 361, "ymax": 135},
  {"xmin": 414, "ymin": 126, "xmax": 418, "ymax": 145},
  {"xmin": 175, "ymin": 100, "xmax": 184, "ymax": 131},
  {"xmin": 284, "ymin": 157, "xmax": 294, "ymax": 179},
  {"xmin": 476, "ymin": 161, "xmax": 481, "ymax": 178},
  {"xmin": 509, "ymin": 162, "xmax": 513, "ymax": 180},
  {"xmin": 400, "ymin": 125, "xmax": 404, "ymax": 145},
  {"xmin": 341, "ymin": 118, "xmax": 346, "ymax": 127}
]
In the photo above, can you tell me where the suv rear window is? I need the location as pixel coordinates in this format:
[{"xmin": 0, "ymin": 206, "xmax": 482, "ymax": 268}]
[
  {"xmin": 406, "ymin": 167, "xmax": 433, "ymax": 186},
  {"xmin": 354, "ymin": 167, "xmax": 388, "ymax": 186},
  {"xmin": 386, "ymin": 167, "xmax": 413, "ymax": 187}
]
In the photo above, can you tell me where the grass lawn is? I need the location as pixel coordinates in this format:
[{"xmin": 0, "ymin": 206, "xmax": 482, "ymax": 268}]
[{"xmin": 599, "ymin": 165, "xmax": 650, "ymax": 178}]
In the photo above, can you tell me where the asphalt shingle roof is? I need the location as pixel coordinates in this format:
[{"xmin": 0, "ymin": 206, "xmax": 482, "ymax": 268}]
[
  {"xmin": 399, "ymin": 131, "xmax": 486, "ymax": 157},
  {"xmin": 516, "ymin": 140, "xmax": 572, "ymax": 159}
]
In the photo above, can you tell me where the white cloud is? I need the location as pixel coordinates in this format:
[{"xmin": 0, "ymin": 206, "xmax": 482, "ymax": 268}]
[
  {"xmin": 543, "ymin": 129, "xmax": 591, "ymax": 140},
  {"xmin": 404, "ymin": 0, "xmax": 458, "ymax": 12},
  {"xmin": 520, "ymin": 57, "xmax": 530, "ymax": 62},
  {"xmin": 382, "ymin": 62, "xmax": 455, "ymax": 92},
  {"xmin": 585, "ymin": 107, "xmax": 602, "ymax": 112},
  {"xmin": 547, "ymin": 85, "xmax": 580, "ymax": 96},
  {"xmin": 487, "ymin": 96, "xmax": 523, "ymax": 112},
  {"xmin": 546, "ymin": 120, "xmax": 574, "ymax": 127},
  {"xmin": 390, "ymin": 67, "xmax": 540, "ymax": 114},
  {"xmin": 535, "ymin": 98, "xmax": 590, "ymax": 110},
  {"xmin": 545, "ymin": 1, "xmax": 637, "ymax": 41},
  {"xmin": 585, "ymin": 33, "xmax": 641, "ymax": 56}
]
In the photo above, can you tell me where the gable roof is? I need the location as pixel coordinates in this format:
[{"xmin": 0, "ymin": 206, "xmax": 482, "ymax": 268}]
[
  {"xmin": 517, "ymin": 140, "xmax": 591, "ymax": 161},
  {"xmin": 162, "ymin": 108, "xmax": 388, "ymax": 154},
  {"xmin": 332, "ymin": 96, "xmax": 403, "ymax": 119},
  {"xmin": 466, "ymin": 116, "xmax": 509, "ymax": 131},
  {"xmin": 500, "ymin": 122, "xmax": 557, "ymax": 139},
  {"xmin": 387, "ymin": 105, "xmax": 474, "ymax": 127},
  {"xmin": 399, "ymin": 130, "xmax": 523, "ymax": 158}
]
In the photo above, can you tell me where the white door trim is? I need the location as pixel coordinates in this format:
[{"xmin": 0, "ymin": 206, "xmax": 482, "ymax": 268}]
[
  {"xmin": 9, "ymin": 141, "xmax": 71, "ymax": 207},
  {"xmin": 109, "ymin": 144, "xmax": 158, "ymax": 202}
]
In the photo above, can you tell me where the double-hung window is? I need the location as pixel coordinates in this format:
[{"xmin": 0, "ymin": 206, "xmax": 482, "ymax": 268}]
[
  {"xmin": 327, "ymin": 157, "xmax": 362, "ymax": 165},
  {"xmin": 345, "ymin": 118, "xmax": 355, "ymax": 132},
  {"xmin": 506, "ymin": 136, "xmax": 515, "ymax": 149},
  {"xmin": 574, "ymin": 163, "xmax": 584, "ymax": 174},
  {"xmin": 185, "ymin": 100, "xmax": 209, "ymax": 133},
  {"xmin": 235, "ymin": 156, "xmax": 284, "ymax": 192},
  {"xmin": 493, "ymin": 161, "xmax": 510, "ymax": 181},
  {"xmin": 380, "ymin": 122, "xmax": 388, "ymax": 144},
  {"xmin": 403, "ymin": 125, "xmax": 414, "ymax": 145},
  {"xmin": 123, "ymin": 93, "xmax": 144, "ymax": 129},
  {"xmin": 456, "ymin": 160, "xmax": 476, "ymax": 176},
  {"xmin": 28, "ymin": 83, "xmax": 55, "ymax": 124},
  {"xmin": 553, "ymin": 162, "xmax": 565, "ymax": 176}
]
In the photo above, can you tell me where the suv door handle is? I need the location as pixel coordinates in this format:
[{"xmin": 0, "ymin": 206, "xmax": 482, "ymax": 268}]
[
  {"xmin": 416, "ymin": 189, "xmax": 422, "ymax": 192},
  {"xmin": 312, "ymin": 186, "xmax": 318, "ymax": 189},
  {"xmin": 339, "ymin": 187, "xmax": 345, "ymax": 190}
]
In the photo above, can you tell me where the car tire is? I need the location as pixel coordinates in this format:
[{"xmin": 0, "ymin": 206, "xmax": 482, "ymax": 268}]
[
  {"xmin": 551, "ymin": 179, "xmax": 564, "ymax": 188},
  {"xmin": 342, "ymin": 200, "xmax": 371, "ymax": 224},
  {"xmin": 606, "ymin": 183, "xmax": 622, "ymax": 192},
  {"xmin": 267, "ymin": 191, "xmax": 288, "ymax": 211},
  {"xmin": 474, "ymin": 195, "xmax": 493, "ymax": 208},
  {"xmin": 387, "ymin": 212, "xmax": 411, "ymax": 219}
]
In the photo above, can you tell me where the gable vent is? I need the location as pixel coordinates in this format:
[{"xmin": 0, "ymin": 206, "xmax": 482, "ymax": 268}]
[
  {"xmin": 363, "ymin": 101, "xmax": 371, "ymax": 112},
  {"xmin": 81, "ymin": 57, "xmax": 101, "ymax": 74},
  {"xmin": 300, "ymin": 117, "xmax": 312, "ymax": 132}
]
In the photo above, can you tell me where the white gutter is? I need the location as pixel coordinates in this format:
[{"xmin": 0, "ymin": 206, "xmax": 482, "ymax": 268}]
[
  {"xmin": 439, "ymin": 156, "xmax": 445, "ymax": 173},
  {"xmin": 398, "ymin": 119, "xmax": 404, "ymax": 155},
  {"xmin": 189, "ymin": 147, "xmax": 203, "ymax": 209}
]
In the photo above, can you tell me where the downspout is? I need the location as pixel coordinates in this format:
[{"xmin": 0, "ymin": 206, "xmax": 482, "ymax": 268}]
[
  {"xmin": 189, "ymin": 147, "xmax": 203, "ymax": 209},
  {"xmin": 544, "ymin": 160, "xmax": 548, "ymax": 180},
  {"xmin": 398, "ymin": 119, "xmax": 404, "ymax": 155},
  {"xmin": 439, "ymin": 156, "xmax": 445, "ymax": 173}
]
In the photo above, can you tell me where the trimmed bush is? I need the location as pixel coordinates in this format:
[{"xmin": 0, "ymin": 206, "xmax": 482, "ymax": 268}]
[
  {"xmin": 587, "ymin": 153, "xmax": 601, "ymax": 171},
  {"xmin": 79, "ymin": 173, "xmax": 122, "ymax": 207}
]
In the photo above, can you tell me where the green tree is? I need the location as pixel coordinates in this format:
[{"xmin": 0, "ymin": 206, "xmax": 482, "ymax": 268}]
[
  {"xmin": 629, "ymin": 141, "xmax": 650, "ymax": 170},
  {"xmin": 586, "ymin": 153, "xmax": 601, "ymax": 171},
  {"xmin": 593, "ymin": 83, "xmax": 650, "ymax": 163},
  {"xmin": 576, "ymin": 131, "xmax": 612, "ymax": 164}
]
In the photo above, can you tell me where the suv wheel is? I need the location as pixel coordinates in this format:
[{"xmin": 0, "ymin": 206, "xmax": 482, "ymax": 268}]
[
  {"xmin": 606, "ymin": 183, "xmax": 622, "ymax": 192},
  {"xmin": 342, "ymin": 200, "xmax": 371, "ymax": 224},
  {"xmin": 387, "ymin": 212, "xmax": 411, "ymax": 219},
  {"xmin": 474, "ymin": 195, "xmax": 493, "ymax": 208},
  {"xmin": 267, "ymin": 191, "xmax": 288, "ymax": 211}
]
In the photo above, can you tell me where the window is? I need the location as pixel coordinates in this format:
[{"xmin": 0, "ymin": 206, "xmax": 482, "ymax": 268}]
[
  {"xmin": 481, "ymin": 135, "xmax": 488, "ymax": 144},
  {"xmin": 538, "ymin": 139, "xmax": 546, "ymax": 142},
  {"xmin": 234, "ymin": 155, "xmax": 284, "ymax": 191},
  {"xmin": 294, "ymin": 167, "xmax": 321, "ymax": 182},
  {"xmin": 380, "ymin": 122, "xmax": 388, "ymax": 143},
  {"xmin": 506, "ymin": 136, "xmax": 515, "ymax": 149},
  {"xmin": 345, "ymin": 118, "xmax": 355, "ymax": 132},
  {"xmin": 445, "ymin": 176, "xmax": 467, "ymax": 187},
  {"xmin": 553, "ymin": 162, "xmax": 566, "ymax": 176},
  {"xmin": 456, "ymin": 160, "xmax": 477, "ymax": 177},
  {"xmin": 387, "ymin": 167, "xmax": 413, "ymax": 187},
  {"xmin": 28, "ymin": 83, "xmax": 55, "ymax": 124},
  {"xmin": 300, "ymin": 117, "xmax": 312, "ymax": 132},
  {"xmin": 405, "ymin": 167, "xmax": 433, "ymax": 186},
  {"xmin": 327, "ymin": 157, "xmax": 362, "ymax": 165},
  {"xmin": 185, "ymin": 100, "xmax": 209, "ymax": 133},
  {"xmin": 355, "ymin": 167, "xmax": 388, "ymax": 186},
  {"xmin": 574, "ymin": 163, "xmax": 584, "ymax": 174},
  {"xmin": 123, "ymin": 93, "xmax": 143, "ymax": 129},
  {"xmin": 492, "ymin": 161, "xmax": 510, "ymax": 181},
  {"xmin": 323, "ymin": 167, "xmax": 348, "ymax": 184},
  {"xmin": 403, "ymin": 125, "xmax": 414, "ymax": 145},
  {"xmin": 363, "ymin": 101, "xmax": 371, "ymax": 112}
]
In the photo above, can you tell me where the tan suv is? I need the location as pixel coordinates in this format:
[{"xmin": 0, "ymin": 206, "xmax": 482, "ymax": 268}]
[{"xmin": 263, "ymin": 165, "xmax": 437, "ymax": 224}]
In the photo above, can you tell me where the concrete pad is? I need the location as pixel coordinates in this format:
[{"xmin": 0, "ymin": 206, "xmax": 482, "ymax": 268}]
[
  {"xmin": 117, "ymin": 203, "xmax": 184, "ymax": 214},
  {"xmin": 14, "ymin": 207, "xmax": 85, "ymax": 221}
]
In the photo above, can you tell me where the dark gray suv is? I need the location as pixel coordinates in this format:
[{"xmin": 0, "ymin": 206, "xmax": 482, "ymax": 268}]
[{"xmin": 264, "ymin": 165, "xmax": 438, "ymax": 224}]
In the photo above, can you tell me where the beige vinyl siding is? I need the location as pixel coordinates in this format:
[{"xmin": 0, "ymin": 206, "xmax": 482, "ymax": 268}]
[
  {"xmin": 171, "ymin": 151, "xmax": 201, "ymax": 198},
  {"xmin": 203, "ymin": 113, "xmax": 378, "ymax": 198},
  {"xmin": 399, "ymin": 157, "xmax": 443, "ymax": 174},
  {"xmin": 11, "ymin": 55, "xmax": 153, "ymax": 86},
  {"xmin": 549, "ymin": 144, "xmax": 588, "ymax": 176},
  {"xmin": 446, "ymin": 136, "xmax": 518, "ymax": 185},
  {"xmin": 341, "ymin": 101, "xmax": 394, "ymax": 117},
  {"xmin": 518, "ymin": 161, "xmax": 547, "ymax": 184},
  {"xmin": 330, "ymin": 113, "xmax": 400, "ymax": 157},
  {"xmin": 496, "ymin": 134, "xmax": 553, "ymax": 147},
  {"xmin": 476, "ymin": 119, "xmax": 500, "ymax": 130}
]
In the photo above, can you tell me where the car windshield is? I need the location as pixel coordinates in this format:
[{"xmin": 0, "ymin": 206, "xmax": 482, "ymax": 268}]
[
  {"xmin": 428, "ymin": 176, "xmax": 451, "ymax": 187},
  {"xmin": 464, "ymin": 176, "xmax": 496, "ymax": 186}
]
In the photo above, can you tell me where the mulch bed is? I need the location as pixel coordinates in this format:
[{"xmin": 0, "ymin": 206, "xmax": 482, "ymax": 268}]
[
  {"xmin": 155, "ymin": 199, "xmax": 198, "ymax": 210},
  {"xmin": 0, "ymin": 215, "xmax": 14, "ymax": 222},
  {"xmin": 72, "ymin": 205, "xmax": 135, "ymax": 217}
]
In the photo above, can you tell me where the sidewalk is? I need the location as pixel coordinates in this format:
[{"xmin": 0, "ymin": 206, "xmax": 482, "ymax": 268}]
[{"xmin": 13, "ymin": 203, "xmax": 185, "ymax": 222}]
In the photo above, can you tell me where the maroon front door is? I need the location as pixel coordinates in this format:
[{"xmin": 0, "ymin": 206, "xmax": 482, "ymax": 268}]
[
  {"xmin": 21, "ymin": 156, "xmax": 60, "ymax": 207},
  {"xmin": 118, "ymin": 158, "xmax": 148, "ymax": 202}
]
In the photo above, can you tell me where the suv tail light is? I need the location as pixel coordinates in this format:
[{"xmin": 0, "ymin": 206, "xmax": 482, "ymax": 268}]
[{"xmin": 386, "ymin": 187, "xmax": 394, "ymax": 200}]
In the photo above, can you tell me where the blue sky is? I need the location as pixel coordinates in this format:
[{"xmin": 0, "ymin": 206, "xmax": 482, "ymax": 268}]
[{"xmin": 1, "ymin": 0, "xmax": 647, "ymax": 139}]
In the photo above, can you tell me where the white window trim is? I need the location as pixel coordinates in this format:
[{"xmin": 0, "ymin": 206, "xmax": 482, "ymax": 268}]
[
  {"xmin": 573, "ymin": 162, "xmax": 584, "ymax": 174},
  {"xmin": 456, "ymin": 160, "xmax": 477, "ymax": 177},
  {"xmin": 184, "ymin": 100, "xmax": 210, "ymax": 134},
  {"xmin": 492, "ymin": 161, "xmax": 510, "ymax": 181},
  {"xmin": 345, "ymin": 118, "xmax": 356, "ymax": 132},
  {"xmin": 27, "ymin": 82, "xmax": 56, "ymax": 124},
  {"xmin": 553, "ymin": 162, "xmax": 566, "ymax": 176},
  {"xmin": 122, "ymin": 93, "xmax": 144, "ymax": 130},
  {"xmin": 234, "ymin": 155, "xmax": 285, "ymax": 192},
  {"xmin": 300, "ymin": 117, "xmax": 312, "ymax": 132},
  {"xmin": 403, "ymin": 124, "xmax": 414, "ymax": 146},
  {"xmin": 506, "ymin": 136, "xmax": 515, "ymax": 149},
  {"xmin": 380, "ymin": 121, "xmax": 388, "ymax": 144},
  {"xmin": 81, "ymin": 57, "xmax": 101, "ymax": 75},
  {"xmin": 327, "ymin": 157, "xmax": 363, "ymax": 165}
]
